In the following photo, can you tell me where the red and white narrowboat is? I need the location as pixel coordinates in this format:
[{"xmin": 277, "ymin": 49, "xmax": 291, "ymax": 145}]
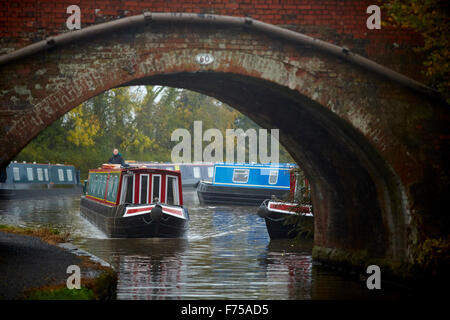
[
  {"xmin": 257, "ymin": 170, "xmax": 313, "ymax": 239},
  {"xmin": 80, "ymin": 164, "xmax": 189, "ymax": 238}
]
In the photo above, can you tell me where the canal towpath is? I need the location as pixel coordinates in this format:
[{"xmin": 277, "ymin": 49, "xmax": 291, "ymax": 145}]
[{"xmin": 0, "ymin": 229, "xmax": 116, "ymax": 300}]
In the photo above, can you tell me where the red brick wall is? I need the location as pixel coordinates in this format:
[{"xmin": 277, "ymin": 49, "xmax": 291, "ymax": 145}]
[{"xmin": 0, "ymin": 1, "xmax": 423, "ymax": 75}]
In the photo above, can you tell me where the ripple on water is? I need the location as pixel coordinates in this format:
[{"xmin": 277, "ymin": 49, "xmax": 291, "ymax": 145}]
[{"xmin": 0, "ymin": 192, "xmax": 410, "ymax": 300}]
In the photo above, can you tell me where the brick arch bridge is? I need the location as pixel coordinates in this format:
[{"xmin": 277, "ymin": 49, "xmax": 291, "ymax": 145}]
[{"xmin": 0, "ymin": 1, "xmax": 448, "ymax": 279}]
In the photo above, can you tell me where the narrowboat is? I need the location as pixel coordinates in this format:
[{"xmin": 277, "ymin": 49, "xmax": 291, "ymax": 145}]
[
  {"xmin": 257, "ymin": 170, "xmax": 313, "ymax": 239},
  {"xmin": 196, "ymin": 163, "xmax": 295, "ymax": 206},
  {"xmin": 80, "ymin": 164, "xmax": 189, "ymax": 238},
  {"xmin": 127, "ymin": 162, "xmax": 214, "ymax": 188},
  {"xmin": 0, "ymin": 161, "xmax": 82, "ymax": 200}
]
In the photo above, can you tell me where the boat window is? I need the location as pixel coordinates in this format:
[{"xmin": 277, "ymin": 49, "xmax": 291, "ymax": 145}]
[
  {"xmin": 140, "ymin": 174, "xmax": 149, "ymax": 204},
  {"xmin": 27, "ymin": 167, "xmax": 34, "ymax": 181},
  {"xmin": 107, "ymin": 175, "xmax": 114, "ymax": 198},
  {"xmin": 166, "ymin": 175, "xmax": 179, "ymax": 205},
  {"xmin": 95, "ymin": 173, "xmax": 103, "ymax": 198},
  {"xmin": 96, "ymin": 175, "xmax": 100, "ymax": 192},
  {"xmin": 166, "ymin": 167, "xmax": 173, "ymax": 170},
  {"xmin": 232, "ymin": 169, "xmax": 249, "ymax": 183},
  {"xmin": 13, "ymin": 167, "xmax": 20, "ymax": 181},
  {"xmin": 97, "ymin": 174, "xmax": 103, "ymax": 198},
  {"xmin": 123, "ymin": 175, "xmax": 133, "ymax": 204},
  {"xmin": 152, "ymin": 175, "xmax": 161, "ymax": 203},
  {"xmin": 66, "ymin": 169, "xmax": 73, "ymax": 182},
  {"xmin": 94, "ymin": 174, "xmax": 100, "ymax": 197},
  {"xmin": 113, "ymin": 176, "xmax": 118, "ymax": 197},
  {"xmin": 207, "ymin": 166, "xmax": 214, "ymax": 178},
  {"xmin": 91, "ymin": 174, "xmax": 98, "ymax": 196},
  {"xmin": 44, "ymin": 168, "xmax": 49, "ymax": 181},
  {"xmin": 91, "ymin": 174, "xmax": 96, "ymax": 195},
  {"xmin": 37, "ymin": 168, "xmax": 43, "ymax": 181},
  {"xmin": 88, "ymin": 174, "xmax": 94, "ymax": 195},
  {"xmin": 268, "ymin": 170, "xmax": 278, "ymax": 184},
  {"xmin": 58, "ymin": 169, "xmax": 64, "ymax": 181},
  {"xmin": 101, "ymin": 174, "xmax": 107, "ymax": 198},
  {"xmin": 94, "ymin": 174, "xmax": 100, "ymax": 196},
  {"xmin": 106, "ymin": 174, "xmax": 119, "ymax": 202},
  {"xmin": 193, "ymin": 167, "xmax": 201, "ymax": 178}
]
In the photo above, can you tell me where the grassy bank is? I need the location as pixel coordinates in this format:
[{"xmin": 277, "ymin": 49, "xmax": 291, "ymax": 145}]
[
  {"xmin": 22, "ymin": 269, "xmax": 118, "ymax": 300},
  {"xmin": 0, "ymin": 224, "xmax": 117, "ymax": 300},
  {"xmin": 0, "ymin": 224, "xmax": 70, "ymax": 245}
]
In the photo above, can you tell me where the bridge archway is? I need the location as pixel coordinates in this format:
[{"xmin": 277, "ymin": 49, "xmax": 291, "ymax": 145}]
[{"xmin": 1, "ymin": 14, "xmax": 447, "ymax": 275}]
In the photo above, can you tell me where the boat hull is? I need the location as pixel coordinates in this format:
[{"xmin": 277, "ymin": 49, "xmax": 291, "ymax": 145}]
[
  {"xmin": 197, "ymin": 181, "xmax": 289, "ymax": 206},
  {"xmin": 263, "ymin": 211, "xmax": 300, "ymax": 239},
  {"xmin": 0, "ymin": 183, "xmax": 82, "ymax": 200},
  {"xmin": 257, "ymin": 201, "xmax": 313, "ymax": 239},
  {"xmin": 80, "ymin": 196, "xmax": 188, "ymax": 238}
]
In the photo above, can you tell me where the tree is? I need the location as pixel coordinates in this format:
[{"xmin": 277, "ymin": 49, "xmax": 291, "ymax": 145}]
[
  {"xmin": 14, "ymin": 86, "xmax": 296, "ymax": 178},
  {"xmin": 65, "ymin": 104, "xmax": 100, "ymax": 147},
  {"xmin": 382, "ymin": 0, "xmax": 449, "ymax": 102}
]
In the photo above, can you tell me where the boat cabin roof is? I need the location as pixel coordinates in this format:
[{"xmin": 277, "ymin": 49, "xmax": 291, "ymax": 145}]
[
  {"xmin": 128, "ymin": 161, "xmax": 214, "ymax": 167},
  {"xmin": 89, "ymin": 165, "xmax": 181, "ymax": 177},
  {"xmin": 213, "ymin": 162, "xmax": 296, "ymax": 169}
]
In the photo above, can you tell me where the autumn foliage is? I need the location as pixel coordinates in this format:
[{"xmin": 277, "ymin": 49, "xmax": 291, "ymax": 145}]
[
  {"xmin": 15, "ymin": 87, "xmax": 294, "ymax": 177},
  {"xmin": 382, "ymin": 0, "xmax": 449, "ymax": 102}
]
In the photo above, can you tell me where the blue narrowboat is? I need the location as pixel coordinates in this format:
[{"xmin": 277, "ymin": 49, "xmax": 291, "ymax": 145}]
[
  {"xmin": 128, "ymin": 162, "xmax": 214, "ymax": 188},
  {"xmin": 196, "ymin": 163, "xmax": 295, "ymax": 206},
  {"xmin": 0, "ymin": 161, "xmax": 82, "ymax": 200}
]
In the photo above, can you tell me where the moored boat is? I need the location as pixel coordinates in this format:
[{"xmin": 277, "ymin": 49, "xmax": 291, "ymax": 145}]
[
  {"xmin": 80, "ymin": 164, "xmax": 189, "ymax": 238},
  {"xmin": 257, "ymin": 170, "xmax": 313, "ymax": 239},
  {"xmin": 0, "ymin": 161, "xmax": 82, "ymax": 200},
  {"xmin": 197, "ymin": 163, "xmax": 295, "ymax": 206}
]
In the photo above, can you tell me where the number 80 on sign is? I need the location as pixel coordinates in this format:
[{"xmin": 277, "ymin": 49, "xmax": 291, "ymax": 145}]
[{"xmin": 195, "ymin": 53, "xmax": 215, "ymax": 65}]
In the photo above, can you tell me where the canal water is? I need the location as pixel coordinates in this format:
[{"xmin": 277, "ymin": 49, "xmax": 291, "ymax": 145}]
[{"xmin": 0, "ymin": 190, "xmax": 411, "ymax": 300}]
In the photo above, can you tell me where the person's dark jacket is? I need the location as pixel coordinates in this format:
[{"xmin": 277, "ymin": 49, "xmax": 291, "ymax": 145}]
[{"xmin": 108, "ymin": 153, "xmax": 127, "ymax": 166}]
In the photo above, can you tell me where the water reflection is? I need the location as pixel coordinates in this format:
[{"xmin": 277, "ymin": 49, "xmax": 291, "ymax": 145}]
[
  {"xmin": 263, "ymin": 241, "xmax": 313, "ymax": 299},
  {"xmin": 73, "ymin": 238, "xmax": 188, "ymax": 300},
  {"xmin": 0, "ymin": 196, "xmax": 105, "ymax": 238},
  {"xmin": 0, "ymin": 192, "xmax": 407, "ymax": 299}
]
